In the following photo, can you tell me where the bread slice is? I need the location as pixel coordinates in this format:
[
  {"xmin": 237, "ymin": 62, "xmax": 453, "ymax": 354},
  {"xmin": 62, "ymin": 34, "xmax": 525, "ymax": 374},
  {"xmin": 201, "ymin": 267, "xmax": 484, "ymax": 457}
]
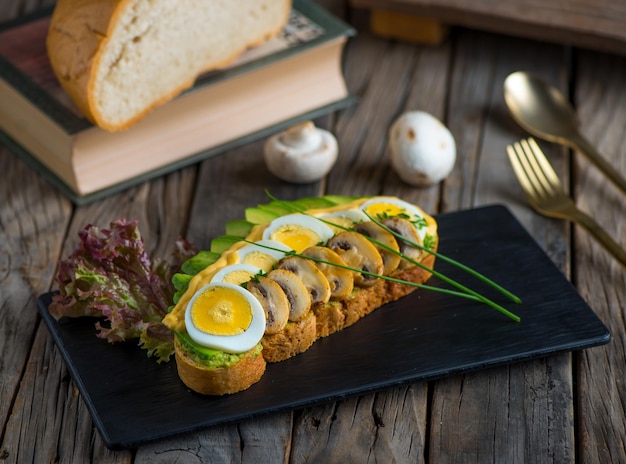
[
  {"xmin": 263, "ymin": 250, "xmax": 437, "ymax": 358},
  {"xmin": 314, "ymin": 251, "xmax": 437, "ymax": 338},
  {"xmin": 46, "ymin": 0, "xmax": 291, "ymax": 131},
  {"xmin": 382, "ymin": 253, "xmax": 436, "ymax": 304},
  {"xmin": 260, "ymin": 311, "xmax": 317, "ymax": 363},
  {"xmin": 174, "ymin": 337, "xmax": 266, "ymax": 395}
]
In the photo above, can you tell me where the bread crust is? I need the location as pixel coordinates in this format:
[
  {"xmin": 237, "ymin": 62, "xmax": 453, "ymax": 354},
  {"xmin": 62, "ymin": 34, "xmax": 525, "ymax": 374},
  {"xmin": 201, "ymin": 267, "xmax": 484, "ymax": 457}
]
[
  {"xmin": 46, "ymin": 0, "xmax": 291, "ymax": 131},
  {"xmin": 46, "ymin": 0, "xmax": 119, "ymax": 125},
  {"xmin": 315, "ymin": 250, "xmax": 437, "ymax": 338},
  {"xmin": 383, "ymin": 252, "xmax": 436, "ymax": 304},
  {"xmin": 313, "ymin": 301, "xmax": 346, "ymax": 338},
  {"xmin": 262, "ymin": 249, "xmax": 437, "ymax": 359},
  {"xmin": 261, "ymin": 312, "xmax": 317, "ymax": 363},
  {"xmin": 174, "ymin": 339, "xmax": 266, "ymax": 395}
]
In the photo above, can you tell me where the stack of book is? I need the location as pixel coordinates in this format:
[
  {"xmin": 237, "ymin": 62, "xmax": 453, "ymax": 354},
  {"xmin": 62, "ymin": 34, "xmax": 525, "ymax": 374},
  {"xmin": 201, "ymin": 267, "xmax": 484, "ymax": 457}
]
[{"xmin": 0, "ymin": 0, "xmax": 354, "ymax": 203}]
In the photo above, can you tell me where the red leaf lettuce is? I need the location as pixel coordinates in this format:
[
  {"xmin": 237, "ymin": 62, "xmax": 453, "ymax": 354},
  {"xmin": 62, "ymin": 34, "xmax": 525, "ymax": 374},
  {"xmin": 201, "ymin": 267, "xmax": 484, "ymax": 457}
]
[{"xmin": 49, "ymin": 219, "xmax": 196, "ymax": 363}]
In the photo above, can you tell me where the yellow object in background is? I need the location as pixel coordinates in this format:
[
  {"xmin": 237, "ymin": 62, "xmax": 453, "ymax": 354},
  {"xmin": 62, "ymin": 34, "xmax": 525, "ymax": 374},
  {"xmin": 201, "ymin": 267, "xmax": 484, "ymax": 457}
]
[{"xmin": 370, "ymin": 9, "xmax": 448, "ymax": 44}]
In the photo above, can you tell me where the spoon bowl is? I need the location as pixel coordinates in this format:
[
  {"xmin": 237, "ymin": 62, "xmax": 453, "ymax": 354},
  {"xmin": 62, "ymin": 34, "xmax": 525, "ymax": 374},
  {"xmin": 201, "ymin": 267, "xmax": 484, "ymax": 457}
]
[
  {"xmin": 504, "ymin": 71, "xmax": 579, "ymax": 144},
  {"xmin": 503, "ymin": 71, "xmax": 626, "ymax": 195}
]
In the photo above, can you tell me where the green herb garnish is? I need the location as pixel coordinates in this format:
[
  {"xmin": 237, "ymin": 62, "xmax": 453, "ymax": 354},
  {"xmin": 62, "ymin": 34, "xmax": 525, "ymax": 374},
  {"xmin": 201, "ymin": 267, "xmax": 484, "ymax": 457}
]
[
  {"xmin": 263, "ymin": 190, "xmax": 522, "ymax": 322},
  {"xmin": 364, "ymin": 211, "xmax": 521, "ymax": 305}
]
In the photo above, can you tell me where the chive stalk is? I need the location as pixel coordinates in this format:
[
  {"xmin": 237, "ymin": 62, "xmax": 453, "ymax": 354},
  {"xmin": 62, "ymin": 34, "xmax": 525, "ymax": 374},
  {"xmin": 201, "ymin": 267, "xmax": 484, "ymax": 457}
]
[
  {"xmin": 362, "ymin": 211, "xmax": 522, "ymax": 304},
  {"xmin": 242, "ymin": 239, "xmax": 506, "ymax": 307},
  {"xmin": 263, "ymin": 191, "xmax": 522, "ymax": 321}
]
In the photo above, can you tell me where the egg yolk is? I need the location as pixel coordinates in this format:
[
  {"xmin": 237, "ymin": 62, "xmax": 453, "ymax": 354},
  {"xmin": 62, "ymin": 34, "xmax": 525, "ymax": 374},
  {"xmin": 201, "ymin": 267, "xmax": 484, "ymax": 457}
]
[
  {"xmin": 363, "ymin": 202, "xmax": 411, "ymax": 221},
  {"xmin": 220, "ymin": 269, "xmax": 255, "ymax": 285},
  {"xmin": 190, "ymin": 286, "xmax": 253, "ymax": 336},
  {"xmin": 242, "ymin": 251, "xmax": 279, "ymax": 272},
  {"xmin": 269, "ymin": 225, "xmax": 321, "ymax": 252}
]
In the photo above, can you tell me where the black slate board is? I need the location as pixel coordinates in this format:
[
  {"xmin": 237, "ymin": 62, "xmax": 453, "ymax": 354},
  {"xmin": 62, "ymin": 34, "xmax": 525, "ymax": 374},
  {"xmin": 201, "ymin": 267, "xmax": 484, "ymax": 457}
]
[{"xmin": 38, "ymin": 205, "xmax": 611, "ymax": 450}]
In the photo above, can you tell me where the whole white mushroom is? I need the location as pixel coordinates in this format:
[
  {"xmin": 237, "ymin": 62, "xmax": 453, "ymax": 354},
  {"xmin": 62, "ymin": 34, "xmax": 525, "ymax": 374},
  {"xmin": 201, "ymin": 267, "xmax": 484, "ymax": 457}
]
[
  {"xmin": 264, "ymin": 121, "xmax": 338, "ymax": 183},
  {"xmin": 388, "ymin": 111, "xmax": 456, "ymax": 187}
]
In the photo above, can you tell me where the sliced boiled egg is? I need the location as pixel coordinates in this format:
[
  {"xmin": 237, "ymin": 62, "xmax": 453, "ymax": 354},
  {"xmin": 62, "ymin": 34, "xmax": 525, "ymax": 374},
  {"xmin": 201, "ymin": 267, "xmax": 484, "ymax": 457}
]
[
  {"xmin": 236, "ymin": 239, "xmax": 292, "ymax": 272},
  {"xmin": 360, "ymin": 197, "xmax": 427, "ymax": 240},
  {"xmin": 317, "ymin": 209, "xmax": 369, "ymax": 233},
  {"xmin": 262, "ymin": 213, "xmax": 334, "ymax": 252},
  {"xmin": 185, "ymin": 282, "xmax": 265, "ymax": 353},
  {"xmin": 211, "ymin": 263, "xmax": 263, "ymax": 285}
]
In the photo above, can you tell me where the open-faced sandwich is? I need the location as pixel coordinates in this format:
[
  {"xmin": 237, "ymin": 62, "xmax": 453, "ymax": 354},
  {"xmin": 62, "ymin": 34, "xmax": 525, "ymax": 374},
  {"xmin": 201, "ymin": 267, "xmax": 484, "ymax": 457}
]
[
  {"xmin": 162, "ymin": 195, "xmax": 439, "ymax": 395},
  {"xmin": 49, "ymin": 194, "xmax": 521, "ymax": 397}
]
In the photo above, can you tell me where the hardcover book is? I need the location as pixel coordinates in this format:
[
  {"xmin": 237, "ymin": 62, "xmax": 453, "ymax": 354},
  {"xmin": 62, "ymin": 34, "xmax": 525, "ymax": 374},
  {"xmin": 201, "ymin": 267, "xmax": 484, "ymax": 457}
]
[{"xmin": 0, "ymin": 0, "xmax": 355, "ymax": 204}]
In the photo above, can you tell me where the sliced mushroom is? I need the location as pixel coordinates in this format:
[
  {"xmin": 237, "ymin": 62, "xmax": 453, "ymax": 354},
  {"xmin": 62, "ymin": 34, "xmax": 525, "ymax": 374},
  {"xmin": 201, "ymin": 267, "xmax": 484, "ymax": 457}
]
[
  {"xmin": 246, "ymin": 276, "xmax": 290, "ymax": 334},
  {"xmin": 352, "ymin": 221, "xmax": 401, "ymax": 275},
  {"xmin": 266, "ymin": 268, "xmax": 312, "ymax": 321},
  {"xmin": 327, "ymin": 231, "xmax": 384, "ymax": 287},
  {"xmin": 276, "ymin": 256, "xmax": 331, "ymax": 305},
  {"xmin": 301, "ymin": 246, "xmax": 354, "ymax": 300},
  {"xmin": 381, "ymin": 217, "xmax": 423, "ymax": 269}
]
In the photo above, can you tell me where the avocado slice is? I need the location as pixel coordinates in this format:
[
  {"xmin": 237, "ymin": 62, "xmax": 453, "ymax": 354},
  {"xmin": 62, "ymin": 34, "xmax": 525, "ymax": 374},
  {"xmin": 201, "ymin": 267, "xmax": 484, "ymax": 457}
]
[
  {"xmin": 245, "ymin": 207, "xmax": 280, "ymax": 225},
  {"xmin": 225, "ymin": 219, "xmax": 255, "ymax": 237}
]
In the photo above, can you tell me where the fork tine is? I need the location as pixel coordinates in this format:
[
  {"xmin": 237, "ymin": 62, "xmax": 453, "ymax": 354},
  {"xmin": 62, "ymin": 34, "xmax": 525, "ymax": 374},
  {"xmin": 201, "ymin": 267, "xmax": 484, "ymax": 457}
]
[
  {"xmin": 506, "ymin": 143, "xmax": 539, "ymax": 200},
  {"xmin": 525, "ymin": 138, "xmax": 564, "ymax": 194},
  {"xmin": 516, "ymin": 139, "xmax": 553, "ymax": 198},
  {"xmin": 508, "ymin": 139, "xmax": 626, "ymax": 268},
  {"xmin": 508, "ymin": 140, "xmax": 550, "ymax": 201}
]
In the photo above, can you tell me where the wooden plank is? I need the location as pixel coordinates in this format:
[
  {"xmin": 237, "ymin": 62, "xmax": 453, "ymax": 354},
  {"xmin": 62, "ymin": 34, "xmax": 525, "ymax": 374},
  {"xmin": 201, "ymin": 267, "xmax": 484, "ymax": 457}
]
[
  {"xmin": 185, "ymin": 141, "xmax": 322, "ymax": 250},
  {"xmin": 429, "ymin": 30, "xmax": 576, "ymax": 462},
  {"xmin": 327, "ymin": 33, "xmax": 417, "ymax": 197},
  {"xmin": 349, "ymin": 0, "xmax": 626, "ymax": 56},
  {"xmin": 0, "ymin": 142, "xmax": 75, "ymax": 463},
  {"xmin": 290, "ymin": 391, "xmax": 428, "ymax": 464},
  {"xmin": 0, "ymin": 7, "xmax": 80, "ymax": 464},
  {"xmin": 136, "ymin": 414, "xmax": 294, "ymax": 463},
  {"xmin": 0, "ymin": 161, "xmax": 195, "ymax": 462},
  {"xmin": 572, "ymin": 49, "xmax": 626, "ymax": 464}
]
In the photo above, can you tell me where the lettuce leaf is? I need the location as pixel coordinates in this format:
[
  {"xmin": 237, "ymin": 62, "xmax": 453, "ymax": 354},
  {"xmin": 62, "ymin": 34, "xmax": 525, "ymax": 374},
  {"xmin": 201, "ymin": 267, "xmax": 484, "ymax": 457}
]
[{"xmin": 49, "ymin": 219, "xmax": 197, "ymax": 363}]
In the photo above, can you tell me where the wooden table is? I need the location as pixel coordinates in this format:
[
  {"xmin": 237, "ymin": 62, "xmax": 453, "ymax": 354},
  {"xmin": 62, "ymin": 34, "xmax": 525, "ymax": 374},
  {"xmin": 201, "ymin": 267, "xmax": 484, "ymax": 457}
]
[{"xmin": 2, "ymin": 1, "xmax": 625, "ymax": 462}]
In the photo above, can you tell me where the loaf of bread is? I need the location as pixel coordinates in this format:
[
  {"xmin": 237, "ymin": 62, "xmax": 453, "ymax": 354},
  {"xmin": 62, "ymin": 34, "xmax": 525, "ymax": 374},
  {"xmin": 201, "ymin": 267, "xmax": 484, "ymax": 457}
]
[
  {"xmin": 162, "ymin": 196, "xmax": 439, "ymax": 395},
  {"xmin": 46, "ymin": 0, "xmax": 291, "ymax": 131}
]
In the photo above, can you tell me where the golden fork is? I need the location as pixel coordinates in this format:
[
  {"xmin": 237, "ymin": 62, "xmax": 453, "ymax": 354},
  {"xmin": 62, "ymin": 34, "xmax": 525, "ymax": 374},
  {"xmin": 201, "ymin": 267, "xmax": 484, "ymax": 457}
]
[{"xmin": 507, "ymin": 137, "xmax": 626, "ymax": 268}]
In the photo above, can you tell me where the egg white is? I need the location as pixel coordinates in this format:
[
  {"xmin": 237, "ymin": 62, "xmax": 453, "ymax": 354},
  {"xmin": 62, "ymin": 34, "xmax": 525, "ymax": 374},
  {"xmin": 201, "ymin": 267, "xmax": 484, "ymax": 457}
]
[
  {"xmin": 211, "ymin": 263, "xmax": 263, "ymax": 285},
  {"xmin": 262, "ymin": 213, "xmax": 334, "ymax": 251},
  {"xmin": 360, "ymin": 197, "xmax": 427, "ymax": 240},
  {"xmin": 185, "ymin": 282, "xmax": 266, "ymax": 353}
]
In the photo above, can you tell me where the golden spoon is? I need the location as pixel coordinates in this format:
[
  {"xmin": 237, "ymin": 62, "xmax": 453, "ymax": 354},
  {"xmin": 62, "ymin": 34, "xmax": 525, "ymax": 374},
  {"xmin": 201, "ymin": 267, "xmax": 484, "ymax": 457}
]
[{"xmin": 503, "ymin": 71, "xmax": 626, "ymax": 195}]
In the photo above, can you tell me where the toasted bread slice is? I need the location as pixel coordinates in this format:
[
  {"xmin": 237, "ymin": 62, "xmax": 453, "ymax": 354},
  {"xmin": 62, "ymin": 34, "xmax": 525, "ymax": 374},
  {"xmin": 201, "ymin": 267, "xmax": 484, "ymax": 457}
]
[
  {"xmin": 174, "ymin": 338, "xmax": 266, "ymax": 395},
  {"xmin": 261, "ymin": 311, "xmax": 317, "ymax": 363}
]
